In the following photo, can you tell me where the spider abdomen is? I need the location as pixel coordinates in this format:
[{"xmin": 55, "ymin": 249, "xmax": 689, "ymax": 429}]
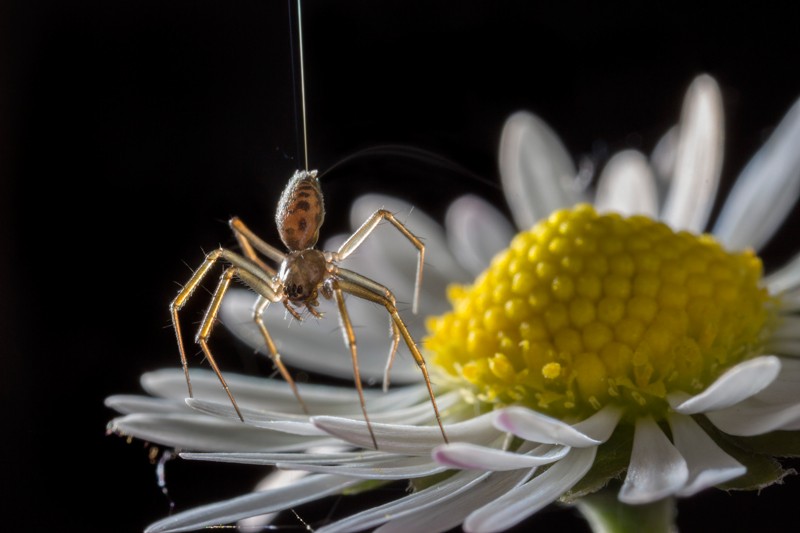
[{"xmin": 276, "ymin": 169, "xmax": 325, "ymax": 251}]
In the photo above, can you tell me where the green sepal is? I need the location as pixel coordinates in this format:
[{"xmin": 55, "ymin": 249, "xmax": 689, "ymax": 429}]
[
  {"xmin": 342, "ymin": 478, "xmax": 391, "ymax": 495},
  {"xmin": 694, "ymin": 416, "xmax": 795, "ymax": 490},
  {"xmin": 561, "ymin": 423, "xmax": 634, "ymax": 502},
  {"xmin": 731, "ymin": 429, "xmax": 800, "ymax": 458}
]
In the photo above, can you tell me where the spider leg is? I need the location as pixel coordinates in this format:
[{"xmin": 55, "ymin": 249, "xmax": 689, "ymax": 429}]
[
  {"xmin": 336, "ymin": 268, "xmax": 449, "ymax": 444},
  {"xmin": 253, "ymin": 296, "xmax": 309, "ymax": 414},
  {"xmin": 171, "ymin": 248, "xmax": 281, "ymax": 421},
  {"xmin": 332, "ymin": 209, "xmax": 425, "ymax": 314},
  {"xmin": 330, "ymin": 281, "xmax": 379, "ymax": 449},
  {"xmin": 229, "ymin": 216, "xmax": 286, "ymax": 271}
]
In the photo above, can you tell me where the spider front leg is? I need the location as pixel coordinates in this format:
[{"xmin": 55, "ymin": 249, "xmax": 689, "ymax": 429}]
[
  {"xmin": 171, "ymin": 248, "xmax": 282, "ymax": 421},
  {"xmin": 336, "ymin": 268, "xmax": 449, "ymax": 444},
  {"xmin": 332, "ymin": 209, "xmax": 425, "ymax": 314}
]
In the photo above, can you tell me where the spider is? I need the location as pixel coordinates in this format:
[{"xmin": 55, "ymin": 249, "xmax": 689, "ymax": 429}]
[{"xmin": 170, "ymin": 169, "xmax": 449, "ymax": 449}]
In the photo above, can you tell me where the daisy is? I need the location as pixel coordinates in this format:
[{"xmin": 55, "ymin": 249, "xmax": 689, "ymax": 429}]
[{"xmin": 107, "ymin": 74, "xmax": 800, "ymax": 532}]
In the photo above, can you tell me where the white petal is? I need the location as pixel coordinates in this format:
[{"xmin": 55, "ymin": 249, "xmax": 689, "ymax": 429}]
[
  {"xmin": 312, "ymin": 411, "xmax": 499, "ymax": 455},
  {"xmin": 752, "ymin": 357, "xmax": 800, "ymax": 404},
  {"xmin": 668, "ymin": 356, "xmax": 781, "ymax": 414},
  {"xmin": 104, "ymin": 394, "xmax": 186, "ymax": 415},
  {"xmin": 667, "ymin": 413, "xmax": 746, "ymax": 496},
  {"xmin": 499, "ymin": 111, "xmax": 578, "ymax": 230},
  {"xmin": 650, "ymin": 126, "xmax": 679, "ymax": 190},
  {"xmin": 181, "ymin": 450, "xmax": 389, "ymax": 466},
  {"xmin": 275, "ymin": 455, "xmax": 446, "ymax": 479},
  {"xmin": 774, "ymin": 289, "xmax": 800, "ymax": 313},
  {"xmin": 618, "ymin": 416, "xmax": 688, "ymax": 504},
  {"xmin": 706, "ymin": 398, "xmax": 800, "ymax": 436},
  {"xmin": 463, "ymin": 447, "xmax": 597, "ymax": 533},
  {"xmin": 433, "ymin": 441, "xmax": 569, "ymax": 471},
  {"xmin": 445, "ymin": 195, "xmax": 515, "ymax": 276},
  {"xmin": 571, "ymin": 404, "xmax": 624, "ymax": 442},
  {"xmin": 764, "ymin": 251, "xmax": 800, "ymax": 294},
  {"xmin": 109, "ymin": 413, "xmax": 335, "ymax": 452},
  {"xmin": 142, "ymin": 367, "xmax": 429, "ymax": 414},
  {"xmin": 714, "ymin": 96, "xmax": 800, "ymax": 250},
  {"xmin": 492, "ymin": 406, "xmax": 603, "ymax": 447},
  {"xmin": 377, "ymin": 470, "xmax": 531, "ymax": 533},
  {"xmin": 594, "ymin": 150, "xmax": 659, "ymax": 218},
  {"xmin": 145, "ymin": 474, "xmax": 359, "ymax": 533},
  {"xmin": 237, "ymin": 469, "xmax": 310, "ymax": 531},
  {"xmin": 185, "ymin": 398, "xmax": 324, "ymax": 436},
  {"xmin": 316, "ymin": 470, "xmax": 490, "ymax": 533},
  {"xmin": 661, "ymin": 75, "xmax": 724, "ymax": 232}
]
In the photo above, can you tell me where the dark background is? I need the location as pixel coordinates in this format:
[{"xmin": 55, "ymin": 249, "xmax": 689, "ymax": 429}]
[{"xmin": 3, "ymin": 1, "xmax": 800, "ymax": 531}]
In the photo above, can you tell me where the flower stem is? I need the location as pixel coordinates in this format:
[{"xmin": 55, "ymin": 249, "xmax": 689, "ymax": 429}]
[{"xmin": 574, "ymin": 491, "xmax": 676, "ymax": 533}]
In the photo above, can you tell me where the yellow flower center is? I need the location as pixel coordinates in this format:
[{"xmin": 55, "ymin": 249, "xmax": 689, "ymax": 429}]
[{"xmin": 425, "ymin": 204, "xmax": 774, "ymax": 420}]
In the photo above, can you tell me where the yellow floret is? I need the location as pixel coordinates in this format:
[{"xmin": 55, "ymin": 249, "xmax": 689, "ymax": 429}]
[{"xmin": 425, "ymin": 205, "xmax": 774, "ymax": 420}]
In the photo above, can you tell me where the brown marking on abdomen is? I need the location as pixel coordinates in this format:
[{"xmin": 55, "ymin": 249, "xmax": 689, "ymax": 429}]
[{"xmin": 276, "ymin": 171, "xmax": 326, "ymax": 251}]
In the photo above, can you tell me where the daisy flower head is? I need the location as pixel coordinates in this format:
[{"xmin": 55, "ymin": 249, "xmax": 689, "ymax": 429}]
[{"xmin": 106, "ymin": 74, "xmax": 800, "ymax": 533}]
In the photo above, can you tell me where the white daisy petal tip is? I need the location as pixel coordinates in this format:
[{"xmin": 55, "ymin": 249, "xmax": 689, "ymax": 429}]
[
  {"xmin": 668, "ymin": 355, "xmax": 782, "ymax": 414},
  {"xmin": 492, "ymin": 406, "xmax": 602, "ymax": 447}
]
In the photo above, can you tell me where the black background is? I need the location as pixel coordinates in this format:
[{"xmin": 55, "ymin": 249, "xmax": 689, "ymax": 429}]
[{"xmin": 3, "ymin": 1, "xmax": 800, "ymax": 532}]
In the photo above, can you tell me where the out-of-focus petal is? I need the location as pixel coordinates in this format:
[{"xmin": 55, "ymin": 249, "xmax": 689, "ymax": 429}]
[
  {"xmin": 316, "ymin": 470, "xmax": 491, "ymax": 533},
  {"xmin": 594, "ymin": 150, "xmax": 659, "ymax": 217},
  {"xmin": 713, "ymin": 97, "xmax": 800, "ymax": 250},
  {"xmin": 618, "ymin": 416, "xmax": 688, "ymax": 504},
  {"xmin": 463, "ymin": 447, "xmax": 596, "ymax": 533},
  {"xmin": 445, "ymin": 195, "xmax": 515, "ymax": 276},
  {"xmin": 763, "ymin": 252, "xmax": 800, "ymax": 294},
  {"xmin": 145, "ymin": 474, "xmax": 359, "ymax": 533},
  {"xmin": 668, "ymin": 356, "xmax": 781, "ymax": 414},
  {"xmin": 667, "ymin": 413, "xmax": 746, "ymax": 496},
  {"xmin": 499, "ymin": 111, "xmax": 578, "ymax": 230},
  {"xmin": 706, "ymin": 398, "xmax": 800, "ymax": 436},
  {"xmin": 661, "ymin": 75, "xmax": 724, "ymax": 233}
]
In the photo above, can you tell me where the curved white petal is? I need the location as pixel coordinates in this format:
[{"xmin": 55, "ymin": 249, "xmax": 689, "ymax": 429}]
[
  {"xmin": 463, "ymin": 447, "xmax": 596, "ymax": 533},
  {"xmin": 714, "ymin": 96, "xmax": 800, "ymax": 250},
  {"xmin": 432, "ymin": 442, "xmax": 569, "ymax": 471},
  {"xmin": 316, "ymin": 470, "xmax": 490, "ymax": 533},
  {"xmin": 104, "ymin": 394, "xmax": 186, "ymax": 415},
  {"xmin": 237, "ymin": 469, "xmax": 310, "ymax": 531},
  {"xmin": 619, "ymin": 416, "xmax": 688, "ymax": 504},
  {"xmin": 445, "ymin": 194, "xmax": 515, "ymax": 276},
  {"xmin": 109, "ymin": 413, "xmax": 335, "ymax": 452},
  {"xmin": 571, "ymin": 404, "xmax": 624, "ymax": 442},
  {"xmin": 668, "ymin": 356, "xmax": 781, "ymax": 414},
  {"xmin": 143, "ymin": 367, "xmax": 430, "ymax": 415},
  {"xmin": 667, "ymin": 413, "xmax": 746, "ymax": 496},
  {"xmin": 752, "ymin": 357, "xmax": 800, "ymax": 404},
  {"xmin": 594, "ymin": 150, "xmax": 659, "ymax": 217},
  {"xmin": 377, "ymin": 470, "xmax": 531, "ymax": 533},
  {"xmin": 499, "ymin": 111, "xmax": 578, "ymax": 230},
  {"xmin": 312, "ymin": 412, "xmax": 499, "ymax": 455},
  {"xmin": 706, "ymin": 398, "xmax": 800, "ymax": 436},
  {"xmin": 145, "ymin": 474, "xmax": 359, "ymax": 533},
  {"xmin": 276, "ymin": 457, "xmax": 445, "ymax": 480},
  {"xmin": 492, "ymin": 406, "xmax": 603, "ymax": 447},
  {"xmin": 650, "ymin": 126, "xmax": 679, "ymax": 191},
  {"xmin": 661, "ymin": 75, "xmax": 724, "ymax": 233},
  {"xmin": 181, "ymin": 450, "xmax": 390, "ymax": 466}
]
